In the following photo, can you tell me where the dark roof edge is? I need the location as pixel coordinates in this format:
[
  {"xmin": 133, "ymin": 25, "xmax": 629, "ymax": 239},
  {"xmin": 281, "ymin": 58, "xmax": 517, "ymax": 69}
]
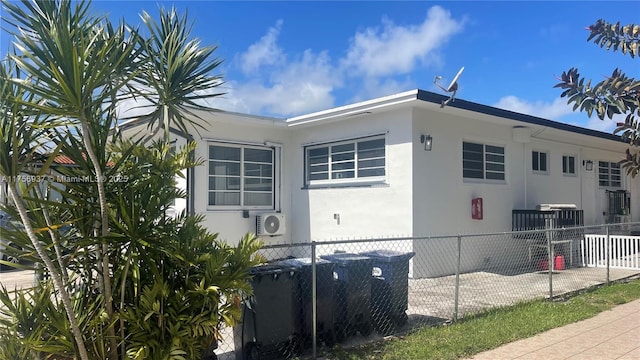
[{"xmin": 416, "ymin": 90, "xmax": 623, "ymax": 143}]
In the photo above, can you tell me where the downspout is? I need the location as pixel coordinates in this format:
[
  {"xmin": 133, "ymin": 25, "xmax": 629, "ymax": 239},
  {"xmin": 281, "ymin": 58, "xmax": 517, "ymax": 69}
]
[
  {"xmin": 523, "ymin": 142, "xmax": 528, "ymax": 209},
  {"xmin": 513, "ymin": 126, "xmax": 530, "ymax": 209},
  {"xmin": 579, "ymin": 148, "xmax": 584, "ymax": 211}
]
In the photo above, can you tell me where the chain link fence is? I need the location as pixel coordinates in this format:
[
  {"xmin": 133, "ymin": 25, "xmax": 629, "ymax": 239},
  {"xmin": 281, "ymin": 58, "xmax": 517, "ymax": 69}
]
[
  {"xmin": 213, "ymin": 222, "xmax": 640, "ymax": 360},
  {"xmin": 2, "ymin": 222, "xmax": 639, "ymax": 359}
]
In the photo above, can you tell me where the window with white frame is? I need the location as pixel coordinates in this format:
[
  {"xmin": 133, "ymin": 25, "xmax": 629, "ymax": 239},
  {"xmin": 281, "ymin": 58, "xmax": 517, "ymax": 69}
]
[
  {"xmin": 305, "ymin": 136, "xmax": 385, "ymax": 185},
  {"xmin": 208, "ymin": 144, "xmax": 274, "ymax": 208},
  {"xmin": 532, "ymin": 150, "xmax": 548, "ymax": 173},
  {"xmin": 598, "ymin": 161, "xmax": 621, "ymax": 187},
  {"xmin": 462, "ymin": 141, "xmax": 505, "ymax": 181},
  {"xmin": 562, "ymin": 155, "xmax": 576, "ymax": 176}
]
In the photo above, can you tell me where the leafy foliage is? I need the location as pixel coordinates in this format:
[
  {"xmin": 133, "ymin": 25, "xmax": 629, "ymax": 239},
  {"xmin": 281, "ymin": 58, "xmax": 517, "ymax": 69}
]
[
  {"xmin": 0, "ymin": 142, "xmax": 265, "ymax": 359},
  {"xmin": 586, "ymin": 20, "xmax": 640, "ymax": 58},
  {"xmin": 555, "ymin": 19, "xmax": 640, "ymax": 176},
  {"xmin": 0, "ymin": 1, "xmax": 259, "ymax": 359}
]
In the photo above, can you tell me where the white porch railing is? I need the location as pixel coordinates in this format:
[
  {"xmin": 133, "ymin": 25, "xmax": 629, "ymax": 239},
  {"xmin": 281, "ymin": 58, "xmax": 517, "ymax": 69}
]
[{"xmin": 582, "ymin": 234, "xmax": 640, "ymax": 270}]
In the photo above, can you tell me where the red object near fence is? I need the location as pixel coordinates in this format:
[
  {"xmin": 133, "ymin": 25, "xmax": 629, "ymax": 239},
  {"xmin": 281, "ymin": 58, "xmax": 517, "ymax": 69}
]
[
  {"xmin": 537, "ymin": 255, "xmax": 565, "ymax": 271},
  {"xmin": 472, "ymin": 198, "xmax": 483, "ymax": 220}
]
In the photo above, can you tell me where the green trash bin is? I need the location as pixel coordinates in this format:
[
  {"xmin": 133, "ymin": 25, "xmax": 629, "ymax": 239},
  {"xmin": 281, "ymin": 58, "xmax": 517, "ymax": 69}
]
[
  {"xmin": 233, "ymin": 264, "xmax": 300, "ymax": 360},
  {"xmin": 320, "ymin": 253, "xmax": 373, "ymax": 342},
  {"xmin": 360, "ymin": 250, "xmax": 415, "ymax": 335}
]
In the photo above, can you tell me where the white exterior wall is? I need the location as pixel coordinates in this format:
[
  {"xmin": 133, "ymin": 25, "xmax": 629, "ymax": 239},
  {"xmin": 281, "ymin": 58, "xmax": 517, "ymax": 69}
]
[
  {"xmin": 191, "ymin": 117, "xmax": 293, "ymax": 247},
  {"xmin": 290, "ymin": 109, "xmax": 415, "ymax": 257},
  {"xmin": 118, "ymin": 113, "xmax": 294, "ymax": 248},
  {"xmin": 409, "ymin": 106, "xmax": 637, "ymax": 277},
  {"xmin": 412, "ymin": 108, "xmax": 527, "ymax": 277},
  {"xmin": 521, "ymin": 138, "xmax": 583, "ymax": 209},
  {"xmin": 585, "ymin": 149, "xmax": 636, "ymax": 225},
  {"xmin": 112, "ymin": 94, "xmax": 639, "ymax": 278}
]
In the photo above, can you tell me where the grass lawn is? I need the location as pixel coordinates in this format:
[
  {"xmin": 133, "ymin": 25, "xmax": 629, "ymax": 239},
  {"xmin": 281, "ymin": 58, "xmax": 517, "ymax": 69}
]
[{"xmin": 324, "ymin": 277, "xmax": 640, "ymax": 360}]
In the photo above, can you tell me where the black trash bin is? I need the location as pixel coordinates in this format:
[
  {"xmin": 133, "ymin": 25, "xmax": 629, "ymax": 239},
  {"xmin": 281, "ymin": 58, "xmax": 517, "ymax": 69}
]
[
  {"xmin": 233, "ymin": 264, "xmax": 299, "ymax": 360},
  {"xmin": 278, "ymin": 258, "xmax": 336, "ymax": 349},
  {"xmin": 320, "ymin": 253, "xmax": 373, "ymax": 342},
  {"xmin": 360, "ymin": 250, "xmax": 415, "ymax": 335}
]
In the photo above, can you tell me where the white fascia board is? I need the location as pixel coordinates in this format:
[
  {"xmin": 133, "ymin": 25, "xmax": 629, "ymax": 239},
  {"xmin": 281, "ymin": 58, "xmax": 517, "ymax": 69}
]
[
  {"xmin": 116, "ymin": 108, "xmax": 288, "ymax": 136},
  {"xmin": 285, "ymin": 89, "xmax": 419, "ymax": 127}
]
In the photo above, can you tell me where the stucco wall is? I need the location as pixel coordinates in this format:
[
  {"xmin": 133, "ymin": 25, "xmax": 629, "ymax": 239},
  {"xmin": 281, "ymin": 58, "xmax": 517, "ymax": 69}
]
[
  {"xmin": 119, "ymin": 113, "xmax": 293, "ymax": 248},
  {"xmin": 190, "ymin": 115, "xmax": 293, "ymax": 247},
  {"xmin": 409, "ymin": 107, "xmax": 636, "ymax": 278},
  {"xmin": 114, "ymin": 104, "xmax": 638, "ymax": 277},
  {"xmin": 290, "ymin": 108, "xmax": 415, "ymax": 258}
]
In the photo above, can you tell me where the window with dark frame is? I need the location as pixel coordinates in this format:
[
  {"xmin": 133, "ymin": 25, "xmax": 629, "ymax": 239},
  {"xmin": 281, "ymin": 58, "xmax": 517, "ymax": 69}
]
[
  {"xmin": 208, "ymin": 144, "xmax": 274, "ymax": 208},
  {"xmin": 532, "ymin": 150, "xmax": 548, "ymax": 173},
  {"xmin": 305, "ymin": 136, "xmax": 385, "ymax": 185},
  {"xmin": 463, "ymin": 141, "xmax": 505, "ymax": 181},
  {"xmin": 598, "ymin": 161, "xmax": 622, "ymax": 187},
  {"xmin": 562, "ymin": 155, "xmax": 576, "ymax": 175}
]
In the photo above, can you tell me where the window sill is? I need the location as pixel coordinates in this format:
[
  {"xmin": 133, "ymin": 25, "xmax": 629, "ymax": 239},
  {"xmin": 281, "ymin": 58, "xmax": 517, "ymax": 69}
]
[
  {"xmin": 302, "ymin": 180, "xmax": 389, "ymax": 190},
  {"xmin": 205, "ymin": 207, "xmax": 274, "ymax": 212},
  {"xmin": 463, "ymin": 178, "xmax": 507, "ymax": 185}
]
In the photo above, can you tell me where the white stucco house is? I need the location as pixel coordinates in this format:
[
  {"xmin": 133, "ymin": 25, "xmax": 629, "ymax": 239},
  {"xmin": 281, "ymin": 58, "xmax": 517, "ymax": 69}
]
[
  {"xmin": 7, "ymin": 89, "xmax": 634, "ymax": 277},
  {"xmin": 114, "ymin": 89, "xmax": 639, "ymax": 276}
]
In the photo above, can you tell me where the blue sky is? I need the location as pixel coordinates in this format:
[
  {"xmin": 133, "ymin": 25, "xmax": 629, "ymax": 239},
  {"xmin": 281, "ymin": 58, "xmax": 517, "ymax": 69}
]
[{"xmin": 2, "ymin": 1, "xmax": 639, "ymax": 132}]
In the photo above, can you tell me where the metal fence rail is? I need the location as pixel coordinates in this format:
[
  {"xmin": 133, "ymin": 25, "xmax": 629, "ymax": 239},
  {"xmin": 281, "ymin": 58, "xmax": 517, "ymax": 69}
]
[
  {"xmin": 212, "ymin": 222, "xmax": 640, "ymax": 359},
  {"xmin": 4, "ymin": 223, "xmax": 638, "ymax": 359}
]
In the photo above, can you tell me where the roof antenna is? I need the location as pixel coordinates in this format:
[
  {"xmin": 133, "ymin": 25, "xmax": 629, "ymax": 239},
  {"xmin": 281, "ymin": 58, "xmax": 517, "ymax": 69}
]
[{"xmin": 434, "ymin": 66, "xmax": 464, "ymax": 108}]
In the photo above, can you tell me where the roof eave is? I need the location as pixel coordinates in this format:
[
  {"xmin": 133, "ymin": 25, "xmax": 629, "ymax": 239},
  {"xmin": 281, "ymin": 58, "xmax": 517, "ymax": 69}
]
[
  {"xmin": 416, "ymin": 89, "xmax": 623, "ymax": 143},
  {"xmin": 286, "ymin": 89, "xmax": 420, "ymax": 127}
]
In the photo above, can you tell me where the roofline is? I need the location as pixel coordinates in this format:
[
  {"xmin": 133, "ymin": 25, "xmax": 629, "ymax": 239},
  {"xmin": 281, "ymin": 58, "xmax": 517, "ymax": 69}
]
[
  {"xmin": 116, "ymin": 107, "xmax": 287, "ymax": 135},
  {"xmin": 286, "ymin": 89, "xmax": 622, "ymax": 143},
  {"xmin": 285, "ymin": 90, "xmax": 419, "ymax": 126},
  {"xmin": 415, "ymin": 90, "xmax": 623, "ymax": 143},
  {"xmin": 114, "ymin": 91, "xmax": 624, "ymax": 144}
]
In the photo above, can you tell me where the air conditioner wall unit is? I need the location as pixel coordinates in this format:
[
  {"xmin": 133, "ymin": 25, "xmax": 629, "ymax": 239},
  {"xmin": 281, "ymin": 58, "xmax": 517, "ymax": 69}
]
[
  {"xmin": 536, "ymin": 204, "xmax": 577, "ymax": 211},
  {"xmin": 256, "ymin": 213, "xmax": 286, "ymax": 236}
]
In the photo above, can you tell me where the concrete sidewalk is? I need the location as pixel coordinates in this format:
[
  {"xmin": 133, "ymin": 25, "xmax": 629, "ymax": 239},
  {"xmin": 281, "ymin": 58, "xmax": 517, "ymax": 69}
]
[{"xmin": 468, "ymin": 298, "xmax": 640, "ymax": 359}]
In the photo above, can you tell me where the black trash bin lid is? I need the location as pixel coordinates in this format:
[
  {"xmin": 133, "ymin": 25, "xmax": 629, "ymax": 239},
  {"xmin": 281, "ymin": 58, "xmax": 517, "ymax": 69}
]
[
  {"xmin": 249, "ymin": 263, "xmax": 297, "ymax": 276},
  {"xmin": 277, "ymin": 257, "xmax": 331, "ymax": 268},
  {"xmin": 320, "ymin": 253, "xmax": 370, "ymax": 265},
  {"xmin": 359, "ymin": 250, "xmax": 416, "ymax": 262}
]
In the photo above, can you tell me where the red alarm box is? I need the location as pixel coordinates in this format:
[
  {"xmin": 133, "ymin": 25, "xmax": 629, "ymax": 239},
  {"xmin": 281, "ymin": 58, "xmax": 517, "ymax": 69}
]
[{"xmin": 472, "ymin": 197, "xmax": 483, "ymax": 220}]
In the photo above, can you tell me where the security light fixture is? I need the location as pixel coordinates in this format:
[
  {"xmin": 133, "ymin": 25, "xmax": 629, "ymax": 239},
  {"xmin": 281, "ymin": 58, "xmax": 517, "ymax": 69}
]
[
  {"xmin": 420, "ymin": 134, "xmax": 433, "ymax": 151},
  {"xmin": 584, "ymin": 160, "xmax": 593, "ymax": 171}
]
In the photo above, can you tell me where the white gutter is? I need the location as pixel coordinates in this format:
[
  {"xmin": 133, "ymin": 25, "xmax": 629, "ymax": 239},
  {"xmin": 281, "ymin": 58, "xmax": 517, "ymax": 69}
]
[{"xmin": 286, "ymin": 89, "xmax": 419, "ymax": 127}]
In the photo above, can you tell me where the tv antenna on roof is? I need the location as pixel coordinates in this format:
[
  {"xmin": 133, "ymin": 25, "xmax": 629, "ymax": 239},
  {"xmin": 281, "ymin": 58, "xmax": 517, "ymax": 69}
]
[{"xmin": 434, "ymin": 66, "xmax": 464, "ymax": 108}]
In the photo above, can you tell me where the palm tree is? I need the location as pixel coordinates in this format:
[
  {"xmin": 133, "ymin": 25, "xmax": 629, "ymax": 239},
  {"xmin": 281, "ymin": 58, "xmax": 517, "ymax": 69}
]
[
  {"xmin": 134, "ymin": 6, "xmax": 224, "ymax": 143},
  {"xmin": 1, "ymin": 1, "xmax": 225, "ymax": 358}
]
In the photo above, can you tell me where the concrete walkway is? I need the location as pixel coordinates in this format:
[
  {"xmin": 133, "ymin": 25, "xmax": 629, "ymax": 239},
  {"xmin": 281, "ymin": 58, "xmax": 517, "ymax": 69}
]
[{"xmin": 468, "ymin": 299, "xmax": 640, "ymax": 360}]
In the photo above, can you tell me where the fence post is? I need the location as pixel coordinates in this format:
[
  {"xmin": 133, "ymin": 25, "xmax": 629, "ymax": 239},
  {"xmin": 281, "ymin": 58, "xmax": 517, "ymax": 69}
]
[
  {"xmin": 311, "ymin": 241, "xmax": 317, "ymax": 359},
  {"xmin": 606, "ymin": 225, "xmax": 610, "ymax": 284},
  {"xmin": 453, "ymin": 235, "xmax": 461, "ymax": 321},
  {"xmin": 548, "ymin": 227, "xmax": 553, "ymax": 299}
]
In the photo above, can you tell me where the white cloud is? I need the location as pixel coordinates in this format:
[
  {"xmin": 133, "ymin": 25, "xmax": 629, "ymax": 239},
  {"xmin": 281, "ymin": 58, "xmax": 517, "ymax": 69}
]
[
  {"xmin": 494, "ymin": 95, "xmax": 623, "ymax": 133},
  {"xmin": 352, "ymin": 77, "xmax": 416, "ymax": 103},
  {"xmin": 341, "ymin": 6, "xmax": 465, "ymax": 77},
  {"xmin": 226, "ymin": 6, "xmax": 464, "ymax": 116},
  {"xmin": 220, "ymin": 50, "xmax": 339, "ymax": 116},
  {"xmin": 238, "ymin": 20, "xmax": 285, "ymax": 74},
  {"xmin": 494, "ymin": 95, "xmax": 574, "ymax": 120},
  {"xmin": 576, "ymin": 114, "xmax": 622, "ymax": 133}
]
